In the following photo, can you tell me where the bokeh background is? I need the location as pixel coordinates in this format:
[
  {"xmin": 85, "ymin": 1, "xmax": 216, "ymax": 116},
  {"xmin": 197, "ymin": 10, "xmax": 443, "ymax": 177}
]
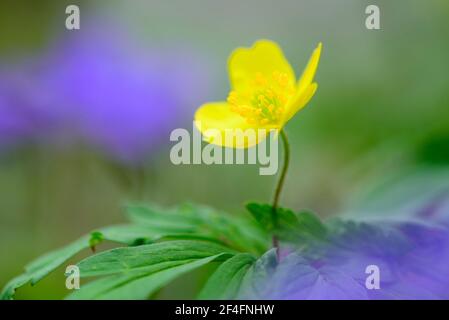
[{"xmin": 1, "ymin": 0, "xmax": 448, "ymax": 299}]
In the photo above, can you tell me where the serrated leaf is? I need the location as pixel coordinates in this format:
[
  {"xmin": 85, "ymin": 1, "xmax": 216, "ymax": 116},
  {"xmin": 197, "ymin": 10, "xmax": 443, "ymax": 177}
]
[
  {"xmin": 1, "ymin": 223, "xmax": 190, "ymax": 299},
  {"xmin": 68, "ymin": 240, "xmax": 236, "ymax": 299},
  {"xmin": 68, "ymin": 255, "xmax": 224, "ymax": 300},
  {"xmin": 25, "ymin": 224, "xmax": 165, "ymax": 283},
  {"xmin": 126, "ymin": 203, "xmax": 269, "ymax": 254},
  {"xmin": 198, "ymin": 253, "xmax": 255, "ymax": 300},
  {"xmin": 3, "ymin": 202, "xmax": 269, "ymax": 299},
  {"xmin": 1, "ymin": 236, "xmax": 90, "ymax": 299},
  {"xmin": 246, "ymin": 203, "xmax": 277, "ymax": 232},
  {"xmin": 246, "ymin": 202, "xmax": 327, "ymax": 242}
]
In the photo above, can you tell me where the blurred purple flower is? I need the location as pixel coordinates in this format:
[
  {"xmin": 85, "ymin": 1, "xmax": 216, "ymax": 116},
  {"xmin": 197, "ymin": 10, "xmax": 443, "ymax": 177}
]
[
  {"xmin": 0, "ymin": 23, "xmax": 212, "ymax": 164},
  {"xmin": 239, "ymin": 212, "xmax": 449, "ymax": 300},
  {"xmin": 238, "ymin": 167, "xmax": 449, "ymax": 300},
  {"xmin": 0, "ymin": 71, "xmax": 64, "ymax": 149}
]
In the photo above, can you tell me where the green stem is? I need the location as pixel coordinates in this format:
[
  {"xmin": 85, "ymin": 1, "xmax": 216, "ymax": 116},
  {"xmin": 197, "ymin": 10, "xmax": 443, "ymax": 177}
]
[{"xmin": 271, "ymin": 129, "xmax": 290, "ymax": 258}]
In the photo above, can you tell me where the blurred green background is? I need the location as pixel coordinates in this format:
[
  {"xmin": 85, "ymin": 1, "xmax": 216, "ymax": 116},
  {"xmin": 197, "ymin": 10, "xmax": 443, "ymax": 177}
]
[{"xmin": 1, "ymin": 0, "xmax": 448, "ymax": 299}]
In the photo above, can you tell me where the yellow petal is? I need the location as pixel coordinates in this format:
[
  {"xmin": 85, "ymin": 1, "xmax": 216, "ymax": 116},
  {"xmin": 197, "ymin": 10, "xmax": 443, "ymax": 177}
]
[
  {"xmin": 297, "ymin": 42, "xmax": 322, "ymax": 94},
  {"xmin": 194, "ymin": 102, "xmax": 271, "ymax": 148},
  {"xmin": 228, "ymin": 40, "xmax": 295, "ymax": 93},
  {"xmin": 282, "ymin": 83, "xmax": 318, "ymax": 124}
]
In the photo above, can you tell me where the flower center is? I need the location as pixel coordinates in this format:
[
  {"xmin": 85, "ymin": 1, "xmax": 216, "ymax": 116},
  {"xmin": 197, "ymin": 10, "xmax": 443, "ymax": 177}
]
[{"xmin": 227, "ymin": 71, "xmax": 295, "ymax": 125}]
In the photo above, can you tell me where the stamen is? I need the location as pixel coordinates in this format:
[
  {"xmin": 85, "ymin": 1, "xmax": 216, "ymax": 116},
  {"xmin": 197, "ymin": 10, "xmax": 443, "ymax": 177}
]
[{"xmin": 227, "ymin": 70, "xmax": 294, "ymax": 125}]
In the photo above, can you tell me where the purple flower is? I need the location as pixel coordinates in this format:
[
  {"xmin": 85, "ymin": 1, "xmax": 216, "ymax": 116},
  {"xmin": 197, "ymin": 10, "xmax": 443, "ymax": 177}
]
[
  {"xmin": 0, "ymin": 70, "xmax": 64, "ymax": 149},
  {"xmin": 239, "ymin": 217, "xmax": 449, "ymax": 299},
  {"xmin": 236, "ymin": 168, "xmax": 449, "ymax": 300},
  {"xmin": 0, "ymin": 22, "xmax": 212, "ymax": 164}
]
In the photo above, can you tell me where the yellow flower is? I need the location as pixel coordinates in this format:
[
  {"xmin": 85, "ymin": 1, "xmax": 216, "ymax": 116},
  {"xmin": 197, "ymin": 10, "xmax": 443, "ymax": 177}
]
[{"xmin": 194, "ymin": 40, "xmax": 322, "ymax": 148}]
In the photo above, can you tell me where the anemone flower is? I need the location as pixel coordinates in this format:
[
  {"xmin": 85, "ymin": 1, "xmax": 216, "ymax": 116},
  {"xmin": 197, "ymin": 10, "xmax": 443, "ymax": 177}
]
[{"xmin": 195, "ymin": 40, "xmax": 321, "ymax": 148}]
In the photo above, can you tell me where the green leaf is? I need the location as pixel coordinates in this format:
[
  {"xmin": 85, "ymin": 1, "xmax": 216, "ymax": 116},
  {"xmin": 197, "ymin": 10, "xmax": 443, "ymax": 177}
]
[
  {"xmin": 1, "ymin": 223, "xmax": 191, "ymax": 299},
  {"xmin": 1, "ymin": 235, "xmax": 90, "ymax": 300},
  {"xmin": 416, "ymin": 133, "xmax": 449, "ymax": 166},
  {"xmin": 67, "ymin": 240, "xmax": 236, "ymax": 299},
  {"xmin": 246, "ymin": 202, "xmax": 327, "ymax": 242},
  {"xmin": 245, "ymin": 203, "xmax": 277, "ymax": 232},
  {"xmin": 77, "ymin": 240, "xmax": 234, "ymax": 277},
  {"xmin": 237, "ymin": 249, "xmax": 278, "ymax": 299},
  {"xmin": 25, "ymin": 236, "xmax": 91, "ymax": 285},
  {"xmin": 126, "ymin": 203, "xmax": 269, "ymax": 254},
  {"xmin": 3, "ymin": 202, "xmax": 269, "ymax": 299},
  {"xmin": 99, "ymin": 224, "xmax": 162, "ymax": 245},
  {"xmin": 0, "ymin": 273, "xmax": 32, "ymax": 300},
  {"xmin": 68, "ymin": 255, "xmax": 224, "ymax": 300},
  {"xmin": 67, "ymin": 259, "xmax": 189, "ymax": 299},
  {"xmin": 25, "ymin": 224, "xmax": 168, "ymax": 285},
  {"xmin": 294, "ymin": 211, "xmax": 328, "ymax": 240},
  {"xmin": 126, "ymin": 205, "xmax": 200, "ymax": 233},
  {"xmin": 24, "ymin": 224, "xmax": 164, "ymax": 283},
  {"xmin": 198, "ymin": 253, "xmax": 256, "ymax": 300}
]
